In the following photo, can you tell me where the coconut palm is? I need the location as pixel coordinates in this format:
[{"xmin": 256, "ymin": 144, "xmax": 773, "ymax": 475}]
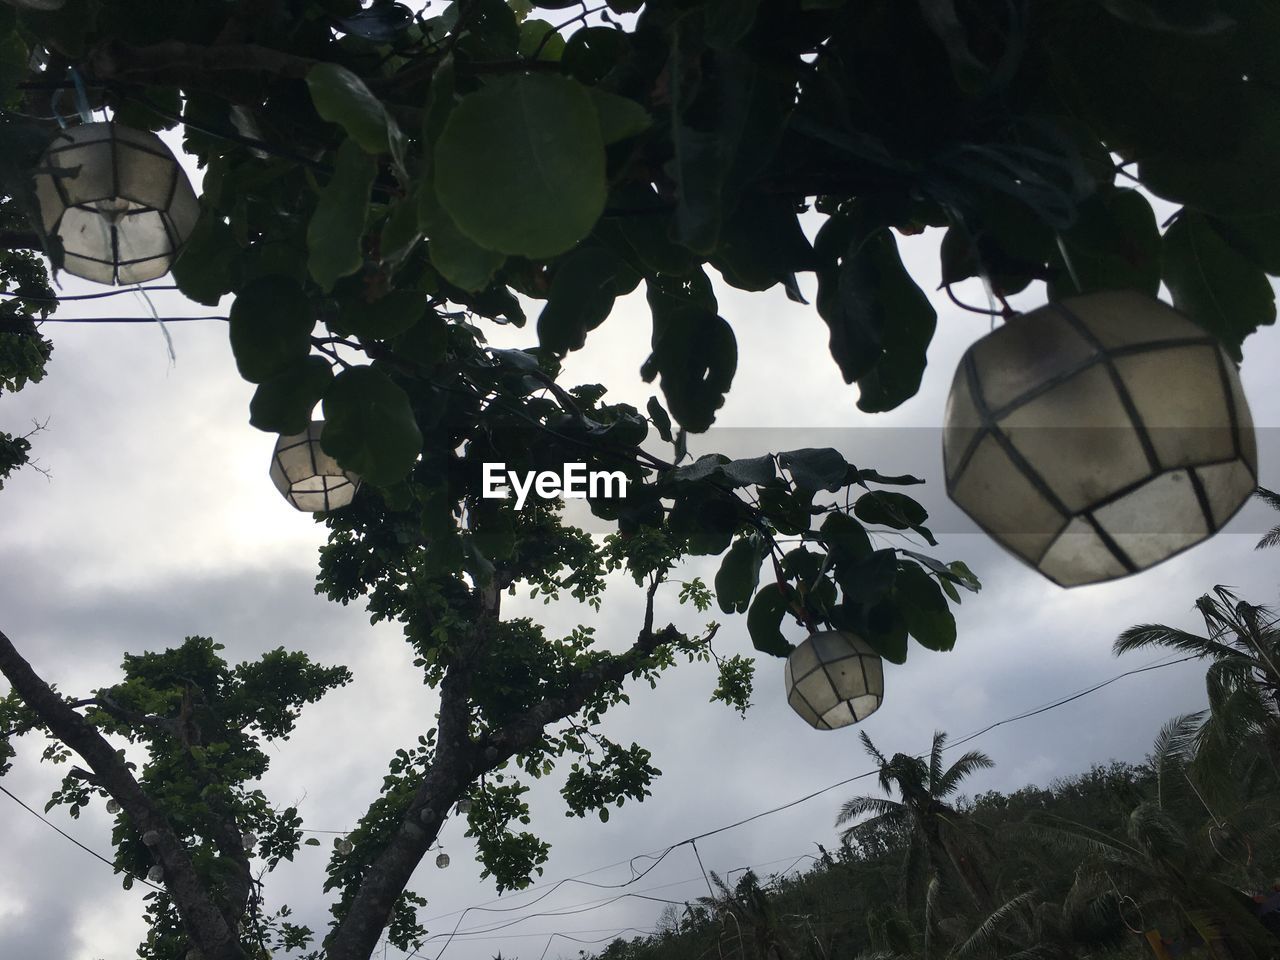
[
  {"xmin": 1030, "ymin": 719, "xmax": 1279, "ymax": 960},
  {"xmin": 837, "ymin": 731, "xmax": 995, "ymax": 914},
  {"xmin": 1114, "ymin": 586, "xmax": 1280, "ymax": 789}
]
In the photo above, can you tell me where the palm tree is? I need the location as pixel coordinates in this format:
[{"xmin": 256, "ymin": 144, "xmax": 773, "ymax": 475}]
[
  {"xmin": 1114, "ymin": 586, "xmax": 1280, "ymax": 787},
  {"xmin": 1254, "ymin": 487, "xmax": 1280, "ymax": 551},
  {"xmin": 837, "ymin": 731, "xmax": 995, "ymax": 914},
  {"xmin": 1030, "ymin": 718, "xmax": 1279, "ymax": 960}
]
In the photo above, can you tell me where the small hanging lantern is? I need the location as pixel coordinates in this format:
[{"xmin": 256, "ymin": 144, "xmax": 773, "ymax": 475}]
[
  {"xmin": 943, "ymin": 291, "xmax": 1258, "ymax": 587},
  {"xmin": 435, "ymin": 851, "xmax": 450, "ymax": 869},
  {"xmin": 31, "ymin": 122, "xmax": 199, "ymax": 285},
  {"xmin": 270, "ymin": 422, "xmax": 361, "ymax": 512},
  {"xmin": 241, "ymin": 831, "xmax": 257, "ymax": 851},
  {"xmin": 105, "ymin": 798, "xmax": 120, "ymax": 814},
  {"xmin": 147, "ymin": 865, "xmax": 164, "ymax": 882},
  {"xmin": 455, "ymin": 798, "xmax": 472, "ymax": 815},
  {"xmin": 785, "ymin": 630, "xmax": 884, "ymax": 730},
  {"xmin": 335, "ymin": 837, "xmax": 354, "ymax": 856}
]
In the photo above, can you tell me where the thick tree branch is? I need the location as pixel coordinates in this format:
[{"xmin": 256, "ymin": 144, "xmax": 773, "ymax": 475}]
[
  {"xmin": 86, "ymin": 39, "xmax": 315, "ymax": 86},
  {"xmin": 0, "ymin": 628, "xmax": 246, "ymax": 960}
]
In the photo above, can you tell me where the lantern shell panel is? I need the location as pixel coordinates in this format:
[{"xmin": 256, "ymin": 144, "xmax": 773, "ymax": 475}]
[
  {"xmin": 32, "ymin": 122, "xmax": 199, "ymax": 285},
  {"xmin": 785, "ymin": 630, "xmax": 884, "ymax": 730},
  {"xmin": 270, "ymin": 422, "xmax": 361, "ymax": 513},
  {"xmin": 943, "ymin": 291, "xmax": 1258, "ymax": 587}
]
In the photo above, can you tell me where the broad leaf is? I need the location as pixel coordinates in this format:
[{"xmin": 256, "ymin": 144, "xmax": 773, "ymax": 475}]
[
  {"xmin": 715, "ymin": 534, "xmax": 767, "ymax": 614},
  {"xmin": 779, "ymin": 448, "xmax": 848, "ymax": 492},
  {"xmin": 337, "ymin": 291, "xmax": 428, "ymax": 340},
  {"xmin": 306, "ymin": 63, "xmax": 401, "ymax": 155},
  {"xmin": 1049, "ymin": 187, "xmax": 1161, "ymax": 299},
  {"xmin": 434, "ymin": 73, "xmax": 606, "ymax": 257},
  {"xmin": 538, "ymin": 246, "xmax": 640, "ymax": 353},
  {"xmin": 894, "ymin": 563, "xmax": 957, "ymax": 652},
  {"xmin": 249, "ymin": 356, "xmax": 333, "ymax": 434},
  {"xmin": 321, "ymin": 366, "xmax": 423, "ymax": 486},
  {"xmin": 643, "ymin": 306, "xmax": 737, "ymax": 433},
  {"xmin": 307, "ymin": 139, "xmax": 377, "ymax": 292},
  {"xmin": 747, "ymin": 584, "xmax": 797, "ymax": 658},
  {"xmin": 1163, "ymin": 212, "xmax": 1276, "ymax": 359},
  {"xmin": 171, "ymin": 209, "xmax": 239, "ymax": 307},
  {"xmin": 228, "ymin": 275, "xmax": 314, "ymax": 384},
  {"xmin": 419, "ymin": 184, "xmax": 505, "ymax": 292}
]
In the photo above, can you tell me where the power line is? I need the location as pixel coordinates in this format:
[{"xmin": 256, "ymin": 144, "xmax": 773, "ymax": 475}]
[
  {"xmin": 0, "ymin": 285, "xmax": 180, "ymax": 302},
  {"xmin": 0, "ymin": 781, "xmax": 162, "ymax": 892}
]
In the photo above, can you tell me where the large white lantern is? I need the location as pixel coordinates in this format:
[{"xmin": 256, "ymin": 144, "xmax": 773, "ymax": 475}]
[
  {"xmin": 944, "ymin": 291, "xmax": 1258, "ymax": 587},
  {"xmin": 785, "ymin": 630, "xmax": 884, "ymax": 730},
  {"xmin": 32, "ymin": 122, "xmax": 199, "ymax": 285},
  {"xmin": 270, "ymin": 422, "xmax": 361, "ymax": 512}
]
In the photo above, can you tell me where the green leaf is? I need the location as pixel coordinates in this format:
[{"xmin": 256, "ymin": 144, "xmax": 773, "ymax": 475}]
[
  {"xmin": 419, "ymin": 183, "xmax": 506, "ymax": 292},
  {"xmin": 304, "ymin": 837, "xmax": 322, "ymax": 846},
  {"xmin": 747, "ymin": 584, "xmax": 797, "ymax": 658},
  {"xmin": 816, "ymin": 220, "xmax": 937, "ymax": 411},
  {"xmin": 647, "ymin": 396, "xmax": 672, "ymax": 443},
  {"xmin": 517, "ymin": 18, "xmax": 565, "ymax": 60},
  {"xmin": 588, "ymin": 88, "xmax": 652, "ymax": 145},
  {"xmin": 337, "ymin": 291, "xmax": 428, "ymax": 340},
  {"xmin": 779, "ymin": 448, "xmax": 848, "ymax": 492},
  {"xmin": 819, "ymin": 511, "xmax": 872, "ymax": 564},
  {"xmin": 643, "ymin": 305, "xmax": 737, "ymax": 433},
  {"xmin": 306, "ymin": 63, "xmax": 400, "ymax": 155},
  {"xmin": 715, "ymin": 534, "xmax": 766, "ymax": 614},
  {"xmin": 321, "ymin": 367, "xmax": 423, "ymax": 486},
  {"xmin": 854, "ymin": 491, "xmax": 929, "ymax": 530},
  {"xmin": 170, "ymin": 210, "xmax": 239, "ymax": 307},
  {"xmin": 1049, "ymin": 187, "xmax": 1161, "ymax": 299},
  {"xmin": 434, "ymin": 73, "xmax": 606, "ymax": 258},
  {"xmin": 1163, "ymin": 212, "xmax": 1276, "ymax": 360},
  {"xmin": 307, "ymin": 139, "xmax": 377, "ymax": 292},
  {"xmin": 894, "ymin": 563, "xmax": 957, "ymax": 652},
  {"xmin": 711, "ymin": 196, "xmax": 814, "ymax": 293},
  {"xmin": 380, "ymin": 195, "xmax": 423, "ymax": 272},
  {"xmin": 538, "ymin": 246, "xmax": 640, "ymax": 353},
  {"xmin": 562, "ymin": 26, "xmax": 628, "ymax": 84},
  {"xmin": 228, "ymin": 275, "xmax": 315, "ymax": 384},
  {"xmin": 862, "ymin": 600, "xmax": 908, "ymax": 664},
  {"xmin": 249, "ymin": 356, "xmax": 333, "ymax": 434}
]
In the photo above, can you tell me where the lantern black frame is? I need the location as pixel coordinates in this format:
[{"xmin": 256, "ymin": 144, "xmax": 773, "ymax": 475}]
[{"xmin": 944, "ymin": 297, "xmax": 1258, "ymax": 587}]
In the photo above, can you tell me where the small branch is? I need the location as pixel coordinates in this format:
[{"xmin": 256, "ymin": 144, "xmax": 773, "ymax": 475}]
[{"xmin": 0, "ymin": 231, "xmax": 43, "ymax": 253}]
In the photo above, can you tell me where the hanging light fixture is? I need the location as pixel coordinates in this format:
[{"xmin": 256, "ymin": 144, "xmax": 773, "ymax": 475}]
[
  {"xmin": 105, "ymin": 798, "xmax": 120, "ymax": 814},
  {"xmin": 147, "ymin": 865, "xmax": 164, "ymax": 882},
  {"xmin": 943, "ymin": 291, "xmax": 1258, "ymax": 587},
  {"xmin": 31, "ymin": 122, "xmax": 199, "ymax": 285},
  {"xmin": 455, "ymin": 798, "xmax": 472, "ymax": 815},
  {"xmin": 270, "ymin": 422, "xmax": 361, "ymax": 512},
  {"xmin": 785, "ymin": 630, "xmax": 884, "ymax": 730},
  {"xmin": 241, "ymin": 831, "xmax": 257, "ymax": 851},
  {"xmin": 435, "ymin": 851, "xmax": 450, "ymax": 869},
  {"xmin": 335, "ymin": 837, "xmax": 354, "ymax": 856}
]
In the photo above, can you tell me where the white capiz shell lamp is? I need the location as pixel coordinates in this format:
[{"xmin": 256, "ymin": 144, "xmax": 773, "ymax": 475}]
[
  {"xmin": 32, "ymin": 122, "xmax": 199, "ymax": 285},
  {"xmin": 270, "ymin": 422, "xmax": 361, "ymax": 512},
  {"xmin": 785, "ymin": 630, "xmax": 884, "ymax": 730},
  {"xmin": 944, "ymin": 291, "xmax": 1258, "ymax": 588},
  {"xmin": 436, "ymin": 852, "xmax": 450, "ymax": 869}
]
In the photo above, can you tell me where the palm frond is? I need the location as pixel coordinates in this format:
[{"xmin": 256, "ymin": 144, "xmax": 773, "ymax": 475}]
[
  {"xmin": 836, "ymin": 795, "xmax": 908, "ymax": 828},
  {"xmin": 860, "ymin": 730, "xmax": 890, "ymax": 769},
  {"xmin": 949, "ymin": 892, "xmax": 1035, "ymax": 960},
  {"xmin": 936, "ymin": 751, "xmax": 995, "ymax": 799},
  {"xmin": 1113, "ymin": 623, "xmax": 1238, "ymax": 660},
  {"xmin": 928, "ymin": 731, "xmax": 947, "ymax": 794},
  {"xmin": 1254, "ymin": 486, "xmax": 1280, "ymax": 512}
]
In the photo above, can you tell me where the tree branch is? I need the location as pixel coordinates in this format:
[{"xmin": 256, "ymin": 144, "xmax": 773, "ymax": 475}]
[
  {"xmin": 86, "ymin": 39, "xmax": 315, "ymax": 85},
  {"xmin": 0, "ymin": 230, "xmax": 43, "ymax": 253},
  {"xmin": 0, "ymin": 628, "xmax": 246, "ymax": 960}
]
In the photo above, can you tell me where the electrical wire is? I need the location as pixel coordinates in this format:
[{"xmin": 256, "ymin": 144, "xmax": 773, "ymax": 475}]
[
  {"xmin": 0, "ymin": 782, "xmax": 162, "ymax": 892},
  {"xmin": 0, "ymin": 285, "xmax": 180, "ymax": 302}
]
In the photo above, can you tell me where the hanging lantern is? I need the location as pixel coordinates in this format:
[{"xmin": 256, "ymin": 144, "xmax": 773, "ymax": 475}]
[
  {"xmin": 435, "ymin": 852, "xmax": 450, "ymax": 869},
  {"xmin": 784, "ymin": 630, "xmax": 884, "ymax": 730},
  {"xmin": 455, "ymin": 798, "xmax": 472, "ymax": 815},
  {"xmin": 335, "ymin": 837, "xmax": 354, "ymax": 856},
  {"xmin": 147, "ymin": 865, "xmax": 164, "ymax": 882},
  {"xmin": 270, "ymin": 422, "xmax": 361, "ymax": 512},
  {"xmin": 106, "ymin": 798, "xmax": 120, "ymax": 814},
  {"xmin": 32, "ymin": 122, "xmax": 199, "ymax": 285},
  {"xmin": 241, "ymin": 831, "xmax": 257, "ymax": 851},
  {"xmin": 944, "ymin": 291, "xmax": 1258, "ymax": 587}
]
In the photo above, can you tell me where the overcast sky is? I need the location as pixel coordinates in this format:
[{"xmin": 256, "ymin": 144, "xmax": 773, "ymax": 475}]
[{"xmin": 2, "ymin": 188, "xmax": 1280, "ymax": 960}]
